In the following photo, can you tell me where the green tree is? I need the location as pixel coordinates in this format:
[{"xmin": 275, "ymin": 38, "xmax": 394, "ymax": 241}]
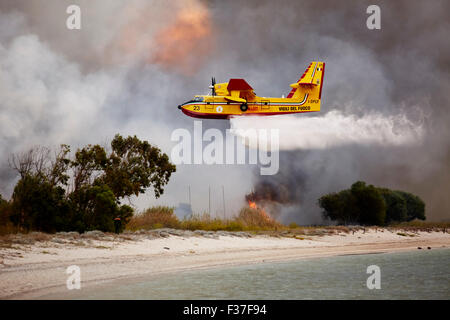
[
  {"xmin": 318, "ymin": 190, "xmax": 360, "ymax": 225},
  {"xmin": 396, "ymin": 191, "xmax": 426, "ymax": 221},
  {"xmin": 379, "ymin": 188, "xmax": 407, "ymax": 223},
  {"xmin": 350, "ymin": 181, "xmax": 386, "ymax": 226},
  {"xmin": 319, "ymin": 181, "xmax": 387, "ymax": 226},
  {"xmin": 0, "ymin": 194, "xmax": 13, "ymax": 234},
  {"xmin": 68, "ymin": 184, "xmax": 118, "ymax": 233},
  {"xmin": 99, "ymin": 134, "xmax": 176, "ymax": 199},
  {"xmin": 10, "ymin": 175, "xmax": 69, "ymax": 232},
  {"xmin": 7, "ymin": 135, "xmax": 175, "ymax": 234}
]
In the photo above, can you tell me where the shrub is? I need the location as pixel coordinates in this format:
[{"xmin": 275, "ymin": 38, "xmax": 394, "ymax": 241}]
[
  {"xmin": 0, "ymin": 195, "xmax": 15, "ymax": 235},
  {"xmin": 237, "ymin": 207, "xmax": 281, "ymax": 229},
  {"xmin": 4, "ymin": 135, "xmax": 176, "ymax": 234},
  {"xmin": 379, "ymin": 189, "xmax": 407, "ymax": 223},
  {"xmin": 289, "ymin": 222, "xmax": 299, "ymax": 229},
  {"xmin": 127, "ymin": 206, "xmax": 180, "ymax": 230},
  {"xmin": 318, "ymin": 189, "xmax": 359, "ymax": 225},
  {"xmin": 318, "ymin": 181, "xmax": 424, "ymax": 226},
  {"xmin": 10, "ymin": 175, "xmax": 69, "ymax": 233},
  {"xmin": 350, "ymin": 182, "xmax": 386, "ymax": 226},
  {"xmin": 396, "ymin": 191, "xmax": 426, "ymax": 221}
]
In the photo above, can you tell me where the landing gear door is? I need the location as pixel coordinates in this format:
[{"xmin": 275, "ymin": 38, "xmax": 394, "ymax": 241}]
[
  {"xmin": 205, "ymin": 98, "xmax": 214, "ymax": 110},
  {"xmin": 261, "ymin": 99, "xmax": 270, "ymax": 110}
]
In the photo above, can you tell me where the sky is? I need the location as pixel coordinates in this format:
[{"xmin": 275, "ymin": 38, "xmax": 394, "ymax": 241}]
[{"xmin": 0, "ymin": 0, "xmax": 449, "ymax": 222}]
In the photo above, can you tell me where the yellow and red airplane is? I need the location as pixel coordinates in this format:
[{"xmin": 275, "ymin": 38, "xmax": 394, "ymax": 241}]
[{"xmin": 178, "ymin": 61, "xmax": 325, "ymax": 119}]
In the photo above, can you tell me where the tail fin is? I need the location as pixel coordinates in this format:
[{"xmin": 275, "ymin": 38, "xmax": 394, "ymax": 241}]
[{"xmin": 287, "ymin": 61, "xmax": 325, "ymax": 99}]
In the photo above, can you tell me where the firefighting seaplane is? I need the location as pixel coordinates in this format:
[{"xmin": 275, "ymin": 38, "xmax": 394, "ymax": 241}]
[{"xmin": 178, "ymin": 61, "xmax": 325, "ymax": 119}]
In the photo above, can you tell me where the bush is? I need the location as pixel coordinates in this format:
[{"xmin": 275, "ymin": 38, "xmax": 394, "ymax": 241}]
[
  {"xmin": 289, "ymin": 222, "xmax": 299, "ymax": 229},
  {"xmin": 318, "ymin": 189, "xmax": 360, "ymax": 225},
  {"xmin": 125, "ymin": 207, "xmax": 281, "ymax": 232},
  {"xmin": 350, "ymin": 182, "xmax": 386, "ymax": 226},
  {"xmin": 68, "ymin": 184, "xmax": 131, "ymax": 233},
  {"xmin": 396, "ymin": 191, "xmax": 425, "ymax": 221},
  {"xmin": 179, "ymin": 213, "xmax": 234, "ymax": 231},
  {"xmin": 379, "ymin": 189, "xmax": 407, "ymax": 223},
  {"xmin": 318, "ymin": 181, "xmax": 424, "ymax": 226},
  {"xmin": 237, "ymin": 207, "xmax": 281, "ymax": 229},
  {"xmin": 10, "ymin": 175, "xmax": 69, "ymax": 233},
  {"xmin": 126, "ymin": 206, "xmax": 180, "ymax": 230},
  {"xmin": 0, "ymin": 194, "xmax": 15, "ymax": 235},
  {"xmin": 3, "ymin": 134, "xmax": 176, "ymax": 234}
]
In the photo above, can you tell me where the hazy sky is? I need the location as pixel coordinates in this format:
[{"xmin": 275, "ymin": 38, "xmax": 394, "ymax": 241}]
[{"xmin": 0, "ymin": 0, "xmax": 449, "ymax": 222}]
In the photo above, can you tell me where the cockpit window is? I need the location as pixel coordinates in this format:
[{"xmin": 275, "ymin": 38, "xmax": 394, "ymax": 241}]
[{"xmin": 182, "ymin": 97, "xmax": 204, "ymax": 105}]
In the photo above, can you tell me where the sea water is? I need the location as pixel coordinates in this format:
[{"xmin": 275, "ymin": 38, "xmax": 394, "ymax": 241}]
[{"xmin": 45, "ymin": 248, "xmax": 449, "ymax": 300}]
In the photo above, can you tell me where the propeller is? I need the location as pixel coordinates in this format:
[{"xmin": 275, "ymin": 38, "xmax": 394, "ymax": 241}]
[{"xmin": 208, "ymin": 77, "xmax": 216, "ymax": 96}]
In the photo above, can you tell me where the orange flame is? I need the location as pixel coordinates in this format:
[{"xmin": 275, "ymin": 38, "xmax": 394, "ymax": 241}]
[
  {"xmin": 106, "ymin": 0, "xmax": 213, "ymax": 74},
  {"xmin": 150, "ymin": 2, "xmax": 213, "ymax": 74},
  {"xmin": 247, "ymin": 200, "xmax": 274, "ymax": 223},
  {"xmin": 248, "ymin": 200, "xmax": 257, "ymax": 209}
]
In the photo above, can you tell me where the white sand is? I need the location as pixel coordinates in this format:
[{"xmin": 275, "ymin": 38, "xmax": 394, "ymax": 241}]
[{"xmin": 0, "ymin": 229, "xmax": 448, "ymax": 299}]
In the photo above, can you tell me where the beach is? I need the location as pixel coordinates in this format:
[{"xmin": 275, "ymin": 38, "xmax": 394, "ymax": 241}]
[{"xmin": 0, "ymin": 228, "xmax": 449, "ymax": 299}]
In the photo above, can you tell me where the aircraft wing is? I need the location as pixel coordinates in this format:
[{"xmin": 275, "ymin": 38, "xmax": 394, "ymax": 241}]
[
  {"xmin": 226, "ymin": 79, "xmax": 255, "ymax": 102},
  {"xmin": 227, "ymin": 79, "xmax": 253, "ymax": 91},
  {"xmin": 224, "ymin": 96, "xmax": 246, "ymax": 103}
]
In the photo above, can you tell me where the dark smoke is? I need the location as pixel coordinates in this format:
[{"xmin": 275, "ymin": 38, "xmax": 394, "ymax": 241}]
[
  {"xmin": 0, "ymin": 0, "xmax": 449, "ymax": 222},
  {"xmin": 219, "ymin": 0, "xmax": 450, "ymax": 222}
]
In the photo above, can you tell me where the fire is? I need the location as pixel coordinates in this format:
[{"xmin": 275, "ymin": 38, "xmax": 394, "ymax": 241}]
[
  {"xmin": 248, "ymin": 200, "xmax": 257, "ymax": 209},
  {"xmin": 150, "ymin": 1, "xmax": 213, "ymax": 74},
  {"xmin": 106, "ymin": 0, "xmax": 213, "ymax": 74},
  {"xmin": 247, "ymin": 200, "xmax": 274, "ymax": 223}
]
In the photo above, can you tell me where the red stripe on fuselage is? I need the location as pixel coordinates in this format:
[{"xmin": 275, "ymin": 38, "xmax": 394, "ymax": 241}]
[{"xmin": 181, "ymin": 107, "xmax": 318, "ymax": 120}]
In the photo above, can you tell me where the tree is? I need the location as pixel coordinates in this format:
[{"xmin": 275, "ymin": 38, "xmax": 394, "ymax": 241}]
[
  {"xmin": 10, "ymin": 175, "xmax": 69, "ymax": 232},
  {"xmin": 396, "ymin": 191, "xmax": 426, "ymax": 221},
  {"xmin": 9, "ymin": 145, "xmax": 71, "ymax": 187},
  {"xmin": 318, "ymin": 189, "xmax": 361, "ymax": 225},
  {"xmin": 350, "ymin": 181, "xmax": 386, "ymax": 226},
  {"xmin": 0, "ymin": 194, "xmax": 12, "ymax": 233},
  {"xmin": 68, "ymin": 184, "xmax": 121, "ymax": 233},
  {"xmin": 70, "ymin": 144, "xmax": 108, "ymax": 192},
  {"xmin": 6, "ymin": 134, "xmax": 175, "ymax": 233},
  {"xmin": 99, "ymin": 134, "xmax": 176, "ymax": 199},
  {"xmin": 379, "ymin": 189, "xmax": 407, "ymax": 223},
  {"xmin": 318, "ymin": 192, "xmax": 344, "ymax": 223}
]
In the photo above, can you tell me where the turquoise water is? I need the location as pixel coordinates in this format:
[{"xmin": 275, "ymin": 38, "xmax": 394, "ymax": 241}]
[{"xmin": 46, "ymin": 248, "xmax": 449, "ymax": 300}]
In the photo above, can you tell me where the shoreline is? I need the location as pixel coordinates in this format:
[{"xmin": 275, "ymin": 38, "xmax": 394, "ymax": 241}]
[{"xmin": 1, "ymin": 228, "xmax": 449, "ymax": 299}]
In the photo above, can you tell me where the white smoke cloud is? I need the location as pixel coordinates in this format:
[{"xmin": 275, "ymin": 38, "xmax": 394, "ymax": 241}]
[
  {"xmin": 0, "ymin": 34, "xmax": 124, "ymax": 146},
  {"xmin": 230, "ymin": 110, "xmax": 425, "ymax": 150},
  {"xmin": 0, "ymin": 6, "xmax": 253, "ymax": 216}
]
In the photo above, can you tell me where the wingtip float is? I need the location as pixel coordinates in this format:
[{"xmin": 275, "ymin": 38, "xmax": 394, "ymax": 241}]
[{"xmin": 178, "ymin": 61, "xmax": 325, "ymax": 119}]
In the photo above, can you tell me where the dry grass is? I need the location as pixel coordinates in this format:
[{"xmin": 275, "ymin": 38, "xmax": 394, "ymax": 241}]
[
  {"xmin": 389, "ymin": 221, "xmax": 450, "ymax": 231},
  {"xmin": 126, "ymin": 206, "xmax": 282, "ymax": 232},
  {"xmin": 179, "ymin": 214, "xmax": 245, "ymax": 231},
  {"xmin": 236, "ymin": 208, "xmax": 281, "ymax": 230},
  {"xmin": 126, "ymin": 206, "xmax": 180, "ymax": 230}
]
